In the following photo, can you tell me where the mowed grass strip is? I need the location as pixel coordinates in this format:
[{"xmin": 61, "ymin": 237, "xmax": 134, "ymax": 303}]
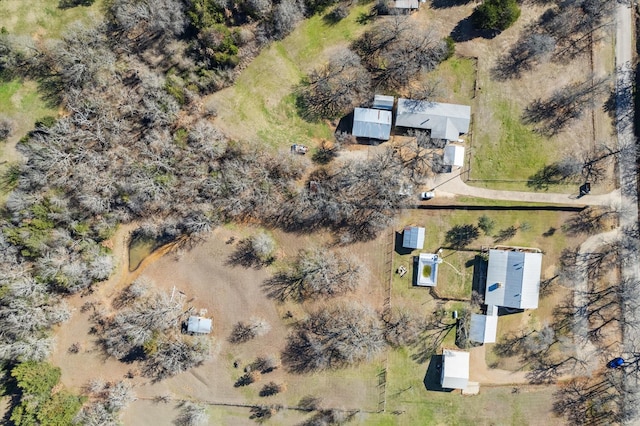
[{"xmin": 208, "ymin": 6, "xmax": 370, "ymax": 147}]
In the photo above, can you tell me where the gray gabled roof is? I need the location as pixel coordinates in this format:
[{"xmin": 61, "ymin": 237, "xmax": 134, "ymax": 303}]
[
  {"xmin": 352, "ymin": 108, "xmax": 392, "ymax": 140},
  {"xmin": 484, "ymin": 249, "xmax": 542, "ymax": 309},
  {"xmin": 187, "ymin": 316, "xmax": 212, "ymax": 334},
  {"xmin": 402, "ymin": 226, "xmax": 425, "ymax": 249},
  {"xmin": 395, "ymin": 99, "xmax": 471, "ymax": 141}
]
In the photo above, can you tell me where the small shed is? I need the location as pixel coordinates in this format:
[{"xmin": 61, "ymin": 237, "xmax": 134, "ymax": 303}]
[
  {"xmin": 470, "ymin": 305, "xmax": 498, "ymax": 344},
  {"xmin": 352, "ymin": 108, "xmax": 392, "ymax": 140},
  {"xmin": 402, "ymin": 226, "xmax": 425, "ymax": 249},
  {"xmin": 441, "ymin": 349, "xmax": 470, "ymax": 390},
  {"xmin": 187, "ymin": 316, "xmax": 212, "ymax": 334},
  {"xmin": 443, "ymin": 144, "xmax": 465, "ymax": 168},
  {"xmin": 393, "ymin": 0, "xmax": 419, "ymax": 9},
  {"xmin": 373, "ymin": 94, "xmax": 395, "ymax": 110}
]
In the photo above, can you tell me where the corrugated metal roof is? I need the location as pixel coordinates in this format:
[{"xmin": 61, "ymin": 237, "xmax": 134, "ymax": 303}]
[
  {"xmin": 402, "ymin": 226, "xmax": 425, "ymax": 249},
  {"xmin": 485, "ymin": 249, "xmax": 542, "ymax": 309},
  {"xmin": 443, "ymin": 144, "xmax": 465, "ymax": 167},
  {"xmin": 187, "ymin": 316, "xmax": 212, "ymax": 334},
  {"xmin": 470, "ymin": 311, "xmax": 498, "ymax": 343},
  {"xmin": 373, "ymin": 95, "xmax": 395, "ymax": 110},
  {"xmin": 393, "ymin": 0, "xmax": 419, "ymax": 9},
  {"xmin": 395, "ymin": 99, "xmax": 471, "ymax": 141},
  {"xmin": 441, "ymin": 349, "xmax": 469, "ymax": 389},
  {"xmin": 352, "ymin": 108, "xmax": 392, "ymax": 140}
]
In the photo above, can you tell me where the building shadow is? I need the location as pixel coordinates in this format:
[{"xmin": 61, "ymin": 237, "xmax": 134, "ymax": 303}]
[
  {"xmin": 470, "ymin": 254, "xmax": 487, "ymax": 301},
  {"xmin": 394, "ymin": 231, "xmax": 413, "ymax": 255},
  {"xmin": 335, "ymin": 112, "xmax": 354, "ymax": 134},
  {"xmin": 423, "ymin": 355, "xmax": 452, "ymax": 392}
]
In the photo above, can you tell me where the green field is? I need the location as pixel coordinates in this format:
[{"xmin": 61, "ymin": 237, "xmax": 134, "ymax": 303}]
[{"xmin": 208, "ymin": 5, "xmax": 371, "ymax": 148}]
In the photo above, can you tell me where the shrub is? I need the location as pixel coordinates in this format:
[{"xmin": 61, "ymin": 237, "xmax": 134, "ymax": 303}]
[{"xmin": 471, "ymin": 0, "xmax": 521, "ymax": 32}]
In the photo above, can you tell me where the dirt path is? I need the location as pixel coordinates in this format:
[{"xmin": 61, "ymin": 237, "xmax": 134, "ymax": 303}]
[{"xmin": 468, "ymin": 345, "xmax": 529, "ymax": 385}]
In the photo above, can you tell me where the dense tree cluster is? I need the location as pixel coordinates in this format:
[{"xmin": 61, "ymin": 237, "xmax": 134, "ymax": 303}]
[
  {"xmin": 300, "ymin": 16, "xmax": 450, "ymax": 120},
  {"xmin": 9, "ymin": 362, "xmax": 84, "ymax": 425},
  {"xmin": 96, "ymin": 287, "xmax": 210, "ymax": 380}
]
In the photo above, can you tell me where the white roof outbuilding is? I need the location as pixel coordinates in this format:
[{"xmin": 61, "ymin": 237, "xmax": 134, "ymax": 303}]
[
  {"xmin": 402, "ymin": 226, "xmax": 425, "ymax": 249},
  {"xmin": 187, "ymin": 316, "xmax": 213, "ymax": 334},
  {"xmin": 441, "ymin": 349, "xmax": 470, "ymax": 390},
  {"xmin": 443, "ymin": 144, "xmax": 465, "ymax": 167},
  {"xmin": 352, "ymin": 108, "xmax": 392, "ymax": 140},
  {"xmin": 484, "ymin": 249, "xmax": 543, "ymax": 309},
  {"xmin": 395, "ymin": 99, "xmax": 471, "ymax": 141},
  {"xmin": 470, "ymin": 306, "xmax": 498, "ymax": 344}
]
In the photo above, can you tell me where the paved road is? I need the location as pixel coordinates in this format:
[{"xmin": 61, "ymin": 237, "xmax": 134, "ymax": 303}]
[{"xmin": 426, "ymin": 171, "xmax": 620, "ymax": 207}]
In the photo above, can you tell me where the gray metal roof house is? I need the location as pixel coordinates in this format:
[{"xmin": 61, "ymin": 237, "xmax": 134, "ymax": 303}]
[
  {"xmin": 402, "ymin": 226, "xmax": 425, "ymax": 249},
  {"xmin": 484, "ymin": 249, "xmax": 543, "ymax": 309},
  {"xmin": 352, "ymin": 107, "xmax": 392, "ymax": 140},
  {"xmin": 395, "ymin": 99, "xmax": 471, "ymax": 141}
]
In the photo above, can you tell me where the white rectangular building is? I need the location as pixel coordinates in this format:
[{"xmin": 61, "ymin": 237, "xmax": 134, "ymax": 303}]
[
  {"xmin": 441, "ymin": 349, "xmax": 469, "ymax": 390},
  {"xmin": 402, "ymin": 226, "xmax": 425, "ymax": 249}
]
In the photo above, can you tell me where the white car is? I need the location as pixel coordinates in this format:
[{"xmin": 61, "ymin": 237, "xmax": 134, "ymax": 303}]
[{"xmin": 420, "ymin": 191, "xmax": 435, "ymax": 200}]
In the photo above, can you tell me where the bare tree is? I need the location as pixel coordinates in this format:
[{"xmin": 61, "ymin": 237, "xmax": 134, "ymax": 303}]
[
  {"xmin": 229, "ymin": 317, "xmax": 271, "ymax": 343},
  {"xmin": 0, "ymin": 115, "xmax": 14, "ymax": 141},
  {"xmin": 298, "ymin": 48, "xmax": 372, "ymax": 120},
  {"xmin": 263, "ymin": 248, "xmax": 360, "ymax": 301},
  {"xmin": 282, "ymin": 304, "xmax": 384, "ymax": 372}
]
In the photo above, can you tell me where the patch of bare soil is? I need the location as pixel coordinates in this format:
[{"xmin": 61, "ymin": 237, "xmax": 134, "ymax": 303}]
[{"xmin": 50, "ymin": 225, "xmax": 389, "ymax": 424}]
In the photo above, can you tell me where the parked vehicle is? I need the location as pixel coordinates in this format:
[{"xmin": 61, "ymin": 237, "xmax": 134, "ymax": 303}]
[
  {"xmin": 420, "ymin": 191, "xmax": 435, "ymax": 200},
  {"xmin": 607, "ymin": 357, "xmax": 625, "ymax": 368}
]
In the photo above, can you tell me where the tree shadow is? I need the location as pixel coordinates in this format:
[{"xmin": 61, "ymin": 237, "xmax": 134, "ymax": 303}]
[
  {"xmin": 431, "ymin": 0, "xmax": 474, "ymax": 8},
  {"xmin": 450, "ymin": 16, "xmax": 499, "ymax": 43},
  {"xmin": 262, "ymin": 271, "xmax": 303, "ymax": 303},
  {"xmin": 226, "ymin": 238, "xmax": 272, "ymax": 269}
]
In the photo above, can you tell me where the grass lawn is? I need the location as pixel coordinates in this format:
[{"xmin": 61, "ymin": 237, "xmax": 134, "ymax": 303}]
[
  {"xmin": 0, "ymin": 0, "xmax": 103, "ymax": 39},
  {"xmin": 207, "ymin": 5, "xmax": 371, "ymax": 148},
  {"xmin": 426, "ymin": 56, "xmax": 476, "ymax": 105},
  {"xmin": 370, "ymin": 348, "xmax": 555, "ymax": 426}
]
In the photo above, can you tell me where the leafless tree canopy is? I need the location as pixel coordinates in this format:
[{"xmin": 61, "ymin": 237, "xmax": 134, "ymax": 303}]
[
  {"xmin": 263, "ymin": 248, "xmax": 360, "ymax": 301},
  {"xmin": 282, "ymin": 304, "xmax": 384, "ymax": 372}
]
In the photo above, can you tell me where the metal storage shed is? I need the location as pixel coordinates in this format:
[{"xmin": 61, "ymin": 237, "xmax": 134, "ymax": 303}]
[
  {"xmin": 352, "ymin": 107, "xmax": 392, "ymax": 140},
  {"xmin": 470, "ymin": 306, "xmax": 498, "ymax": 344},
  {"xmin": 187, "ymin": 316, "xmax": 213, "ymax": 334},
  {"xmin": 402, "ymin": 226, "xmax": 425, "ymax": 249},
  {"xmin": 373, "ymin": 94, "xmax": 395, "ymax": 110},
  {"xmin": 441, "ymin": 349, "xmax": 470, "ymax": 390},
  {"xmin": 443, "ymin": 144, "xmax": 465, "ymax": 167}
]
